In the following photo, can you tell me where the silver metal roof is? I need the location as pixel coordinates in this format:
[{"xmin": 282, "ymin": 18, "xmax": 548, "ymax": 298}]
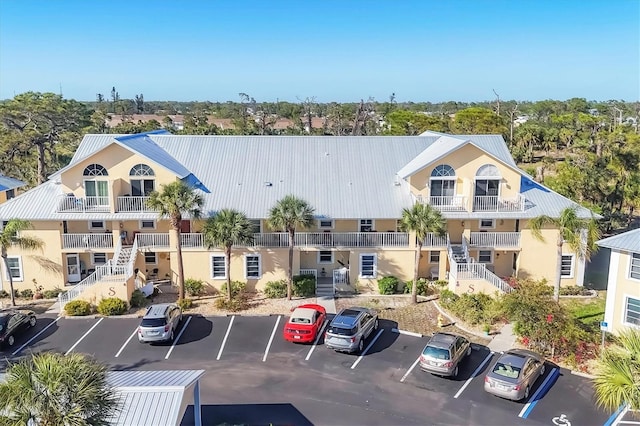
[
  {"xmin": 106, "ymin": 369, "xmax": 205, "ymax": 426},
  {"xmin": 0, "ymin": 133, "xmax": 596, "ymax": 221},
  {"xmin": 597, "ymin": 228, "xmax": 640, "ymax": 253}
]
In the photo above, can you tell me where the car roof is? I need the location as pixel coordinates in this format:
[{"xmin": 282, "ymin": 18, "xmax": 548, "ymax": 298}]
[
  {"xmin": 291, "ymin": 307, "xmax": 316, "ymax": 321},
  {"xmin": 426, "ymin": 333, "xmax": 459, "ymax": 349},
  {"xmin": 331, "ymin": 307, "xmax": 367, "ymax": 327},
  {"xmin": 143, "ymin": 303, "xmax": 175, "ymax": 319},
  {"xmin": 496, "ymin": 352, "xmax": 528, "ymax": 368}
]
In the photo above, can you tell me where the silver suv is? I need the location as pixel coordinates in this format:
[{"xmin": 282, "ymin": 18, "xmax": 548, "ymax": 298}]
[
  {"xmin": 419, "ymin": 332, "xmax": 471, "ymax": 377},
  {"xmin": 325, "ymin": 307, "xmax": 378, "ymax": 354},
  {"xmin": 138, "ymin": 303, "xmax": 182, "ymax": 343}
]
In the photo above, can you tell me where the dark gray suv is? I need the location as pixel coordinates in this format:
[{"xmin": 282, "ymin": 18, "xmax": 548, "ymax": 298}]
[{"xmin": 325, "ymin": 307, "xmax": 378, "ymax": 354}]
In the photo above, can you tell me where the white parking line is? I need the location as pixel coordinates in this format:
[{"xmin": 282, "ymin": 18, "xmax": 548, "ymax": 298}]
[
  {"xmin": 12, "ymin": 316, "xmax": 62, "ymax": 356},
  {"xmin": 115, "ymin": 327, "xmax": 139, "ymax": 358},
  {"xmin": 400, "ymin": 357, "xmax": 421, "ymax": 383},
  {"xmin": 518, "ymin": 367, "xmax": 558, "ymax": 418},
  {"xmin": 454, "ymin": 351, "xmax": 494, "ymax": 399},
  {"xmin": 216, "ymin": 315, "xmax": 235, "ymax": 360},
  {"xmin": 165, "ymin": 316, "xmax": 192, "ymax": 360},
  {"xmin": 305, "ymin": 319, "xmax": 328, "ymax": 361},
  {"xmin": 262, "ymin": 315, "xmax": 281, "ymax": 362},
  {"xmin": 350, "ymin": 329, "xmax": 384, "ymax": 370},
  {"xmin": 65, "ymin": 318, "xmax": 104, "ymax": 355}
]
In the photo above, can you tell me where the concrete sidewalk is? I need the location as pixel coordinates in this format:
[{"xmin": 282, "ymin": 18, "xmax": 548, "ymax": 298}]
[
  {"xmin": 316, "ymin": 296, "xmax": 337, "ymax": 314},
  {"xmin": 487, "ymin": 322, "xmax": 518, "ymax": 352}
]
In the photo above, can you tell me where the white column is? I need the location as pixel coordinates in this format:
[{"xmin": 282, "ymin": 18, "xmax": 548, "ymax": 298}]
[{"xmin": 193, "ymin": 380, "xmax": 202, "ymax": 426}]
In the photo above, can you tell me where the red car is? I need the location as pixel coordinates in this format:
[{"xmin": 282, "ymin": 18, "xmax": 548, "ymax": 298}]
[{"xmin": 283, "ymin": 304, "xmax": 327, "ymax": 343}]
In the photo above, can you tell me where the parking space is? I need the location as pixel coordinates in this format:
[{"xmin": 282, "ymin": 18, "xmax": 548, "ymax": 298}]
[
  {"xmin": 70, "ymin": 318, "xmax": 140, "ymax": 363},
  {"xmin": 2, "ymin": 314, "xmax": 61, "ymax": 357},
  {"xmin": 13, "ymin": 316, "xmax": 98, "ymax": 357}
]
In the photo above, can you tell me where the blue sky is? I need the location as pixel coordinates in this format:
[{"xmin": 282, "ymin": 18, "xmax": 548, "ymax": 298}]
[{"xmin": 0, "ymin": 0, "xmax": 638, "ymax": 103}]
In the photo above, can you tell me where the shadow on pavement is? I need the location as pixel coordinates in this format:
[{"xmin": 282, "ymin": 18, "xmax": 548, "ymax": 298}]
[{"xmin": 181, "ymin": 403, "xmax": 313, "ymax": 426}]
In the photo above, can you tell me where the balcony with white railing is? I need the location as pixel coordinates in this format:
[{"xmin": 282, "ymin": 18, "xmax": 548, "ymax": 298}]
[
  {"xmin": 255, "ymin": 232, "xmax": 410, "ymax": 248},
  {"xmin": 182, "ymin": 233, "xmax": 205, "ymax": 248},
  {"xmin": 416, "ymin": 194, "xmax": 467, "ymax": 212},
  {"xmin": 116, "ymin": 196, "xmax": 154, "ymax": 212},
  {"xmin": 469, "ymin": 232, "xmax": 521, "ymax": 248},
  {"xmin": 62, "ymin": 233, "xmax": 115, "ymax": 250},
  {"xmin": 56, "ymin": 194, "xmax": 110, "ymax": 213},
  {"xmin": 136, "ymin": 233, "xmax": 170, "ymax": 249},
  {"xmin": 422, "ymin": 232, "xmax": 448, "ymax": 247},
  {"xmin": 472, "ymin": 194, "xmax": 525, "ymax": 212}
]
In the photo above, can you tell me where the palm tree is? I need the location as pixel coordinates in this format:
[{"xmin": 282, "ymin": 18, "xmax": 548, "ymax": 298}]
[
  {"xmin": 267, "ymin": 195, "xmax": 315, "ymax": 300},
  {"xmin": 0, "ymin": 219, "xmax": 44, "ymax": 306},
  {"xmin": 399, "ymin": 203, "xmax": 446, "ymax": 304},
  {"xmin": 147, "ymin": 180, "xmax": 204, "ymax": 302},
  {"xmin": 202, "ymin": 209, "xmax": 255, "ymax": 302},
  {"xmin": 0, "ymin": 352, "xmax": 117, "ymax": 425},
  {"xmin": 593, "ymin": 328, "xmax": 640, "ymax": 413},
  {"xmin": 529, "ymin": 206, "xmax": 600, "ymax": 302}
]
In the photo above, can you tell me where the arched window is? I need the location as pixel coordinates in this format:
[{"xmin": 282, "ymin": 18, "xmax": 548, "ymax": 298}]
[
  {"xmin": 82, "ymin": 164, "xmax": 108, "ymax": 176},
  {"xmin": 129, "ymin": 164, "xmax": 155, "ymax": 176},
  {"xmin": 476, "ymin": 164, "xmax": 501, "ymax": 178},
  {"xmin": 430, "ymin": 164, "xmax": 455, "ymax": 177},
  {"xmin": 129, "ymin": 164, "xmax": 155, "ymax": 196}
]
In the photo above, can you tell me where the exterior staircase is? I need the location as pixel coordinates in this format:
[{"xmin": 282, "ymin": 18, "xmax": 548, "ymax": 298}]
[
  {"xmin": 447, "ymin": 238, "xmax": 513, "ymax": 294},
  {"xmin": 316, "ymin": 277, "xmax": 335, "ymax": 297},
  {"xmin": 450, "ymin": 244, "xmax": 468, "ymax": 263}
]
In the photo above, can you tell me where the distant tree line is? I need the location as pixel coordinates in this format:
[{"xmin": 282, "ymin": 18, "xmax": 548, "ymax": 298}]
[{"xmin": 1, "ymin": 90, "xmax": 638, "ymax": 231}]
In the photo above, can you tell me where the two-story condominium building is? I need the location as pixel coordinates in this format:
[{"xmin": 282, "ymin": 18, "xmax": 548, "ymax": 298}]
[
  {"xmin": 597, "ymin": 228, "xmax": 640, "ymax": 335},
  {"xmin": 0, "ymin": 130, "xmax": 595, "ymax": 306}
]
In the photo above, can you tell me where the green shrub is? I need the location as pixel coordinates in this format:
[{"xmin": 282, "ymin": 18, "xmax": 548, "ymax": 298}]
[
  {"xmin": 378, "ymin": 276, "xmax": 400, "ymax": 295},
  {"xmin": 185, "ymin": 278, "xmax": 205, "ymax": 297},
  {"xmin": 97, "ymin": 297, "xmax": 128, "ymax": 316},
  {"xmin": 292, "ymin": 275, "xmax": 316, "ymax": 297},
  {"xmin": 130, "ymin": 289, "xmax": 148, "ymax": 308},
  {"xmin": 20, "ymin": 289, "xmax": 33, "ymax": 299},
  {"xmin": 0, "ymin": 290, "xmax": 8, "ymax": 298},
  {"xmin": 43, "ymin": 288, "xmax": 63, "ymax": 299},
  {"xmin": 214, "ymin": 296, "xmax": 248, "ymax": 312},
  {"xmin": 264, "ymin": 280, "xmax": 287, "ymax": 298},
  {"xmin": 560, "ymin": 286, "xmax": 591, "ymax": 296},
  {"xmin": 450, "ymin": 293, "xmax": 495, "ymax": 325},
  {"xmin": 434, "ymin": 280, "xmax": 449, "ymax": 289},
  {"xmin": 178, "ymin": 298, "xmax": 193, "ymax": 310},
  {"xmin": 65, "ymin": 300, "xmax": 92, "ymax": 316},
  {"xmin": 439, "ymin": 289, "xmax": 459, "ymax": 306},
  {"xmin": 403, "ymin": 278, "xmax": 430, "ymax": 296},
  {"xmin": 220, "ymin": 281, "xmax": 246, "ymax": 297}
]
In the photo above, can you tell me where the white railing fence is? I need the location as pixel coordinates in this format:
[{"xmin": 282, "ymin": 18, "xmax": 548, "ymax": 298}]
[
  {"xmin": 472, "ymin": 194, "xmax": 525, "ymax": 212},
  {"xmin": 56, "ymin": 195, "xmax": 110, "ymax": 213},
  {"xmin": 333, "ymin": 268, "xmax": 349, "ymax": 285},
  {"xmin": 181, "ymin": 233, "xmax": 204, "ymax": 248},
  {"xmin": 469, "ymin": 232, "xmax": 521, "ymax": 248},
  {"xmin": 461, "ymin": 237, "xmax": 471, "ymax": 262},
  {"xmin": 136, "ymin": 233, "xmax": 170, "ymax": 249},
  {"xmin": 423, "ymin": 232, "xmax": 448, "ymax": 247},
  {"xmin": 299, "ymin": 269, "xmax": 317, "ymax": 277},
  {"xmin": 58, "ymin": 261, "xmax": 130, "ymax": 308},
  {"xmin": 116, "ymin": 196, "xmax": 151, "ymax": 212},
  {"xmin": 456, "ymin": 262, "xmax": 513, "ymax": 294},
  {"xmin": 62, "ymin": 233, "xmax": 114, "ymax": 249}
]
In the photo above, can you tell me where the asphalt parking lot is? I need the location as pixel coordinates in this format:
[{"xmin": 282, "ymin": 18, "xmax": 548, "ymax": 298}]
[{"xmin": 1, "ymin": 313, "xmax": 615, "ymax": 426}]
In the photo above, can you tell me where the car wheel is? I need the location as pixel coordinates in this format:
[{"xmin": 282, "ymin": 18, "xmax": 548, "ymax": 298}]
[
  {"xmin": 524, "ymin": 385, "xmax": 530, "ymax": 400},
  {"xmin": 29, "ymin": 316, "xmax": 36, "ymax": 327},
  {"xmin": 7, "ymin": 335, "xmax": 14, "ymax": 347},
  {"xmin": 374, "ymin": 319, "xmax": 379, "ymax": 331},
  {"xmin": 452, "ymin": 365, "xmax": 459, "ymax": 378},
  {"xmin": 540, "ymin": 364, "xmax": 545, "ymax": 376},
  {"xmin": 466, "ymin": 346, "xmax": 471, "ymax": 357},
  {"xmin": 358, "ymin": 339, "xmax": 364, "ymax": 353}
]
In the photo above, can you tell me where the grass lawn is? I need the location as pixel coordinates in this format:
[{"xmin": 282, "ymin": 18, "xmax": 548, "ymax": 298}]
[{"xmin": 562, "ymin": 293, "xmax": 606, "ymax": 335}]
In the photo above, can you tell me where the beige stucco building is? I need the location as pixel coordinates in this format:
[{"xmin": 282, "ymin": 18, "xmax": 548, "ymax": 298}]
[
  {"xmin": 597, "ymin": 228, "xmax": 640, "ymax": 335},
  {"xmin": 0, "ymin": 130, "xmax": 597, "ymax": 307}
]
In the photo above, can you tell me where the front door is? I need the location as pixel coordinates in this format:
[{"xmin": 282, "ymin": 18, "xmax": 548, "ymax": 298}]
[
  {"xmin": 180, "ymin": 220, "xmax": 191, "ymax": 233},
  {"xmin": 66, "ymin": 254, "xmax": 81, "ymax": 283}
]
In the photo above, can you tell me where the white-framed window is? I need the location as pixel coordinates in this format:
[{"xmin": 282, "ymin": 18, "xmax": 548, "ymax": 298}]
[
  {"xmin": 129, "ymin": 164, "xmax": 155, "ymax": 196},
  {"xmin": 3, "ymin": 256, "xmax": 23, "ymax": 282},
  {"xmin": 248, "ymin": 219, "xmax": 261, "ymax": 233},
  {"xmin": 629, "ymin": 252, "xmax": 640, "ymax": 281},
  {"xmin": 139, "ymin": 220, "xmax": 156, "ymax": 229},
  {"xmin": 359, "ymin": 253, "xmax": 377, "ymax": 278},
  {"xmin": 210, "ymin": 255, "xmax": 226, "ymax": 279},
  {"xmin": 245, "ymin": 254, "xmax": 261, "ymax": 279},
  {"xmin": 360, "ymin": 219, "xmax": 374, "ymax": 232},
  {"xmin": 561, "ymin": 254, "xmax": 574, "ymax": 278},
  {"xmin": 91, "ymin": 253, "xmax": 107, "ymax": 265},
  {"xmin": 623, "ymin": 295, "xmax": 640, "ymax": 327},
  {"xmin": 479, "ymin": 219, "xmax": 495, "ymax": 229},
  {"xmin": 318, "ymin": 219, "xmax": 334, "ymax": 229},
  {"xmin": 430, "ymin": 251, "xmax": 440, "ymax": 263},
  {"xmin": 89, "ymin": 220, "xmax": 105, "ymax": 230},
  {"xmin": 144, "ymin": 252, "xmax": 157, "ymax": 264},
  {"xmin": 318, "ymin": 250, "xmax": 333, "ymax": 263},
  {"xmin": 478, "ymin": 250, "xmax": 493, "ymax": 264}
]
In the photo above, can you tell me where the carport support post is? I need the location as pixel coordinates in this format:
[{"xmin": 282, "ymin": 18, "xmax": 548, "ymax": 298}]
[{"xmin": 194, "ymin": 380, "xmax": 202, "ymax": 426}]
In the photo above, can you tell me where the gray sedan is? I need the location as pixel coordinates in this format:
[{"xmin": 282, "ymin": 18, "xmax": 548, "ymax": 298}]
[{"xmin": 484, "ymin": 349, "xmax": 546, "ymax": 401}]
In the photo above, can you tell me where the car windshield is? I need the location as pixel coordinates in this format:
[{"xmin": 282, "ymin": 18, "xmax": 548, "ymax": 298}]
[
  {"xmin": 493, "ymin": 362, "xmax": 521, "ymax": 379},
  {"xmin": 141, "ymin": 318, "xmax": 166, "ymax": 327},
  {"xmin": 291, "ymin": 317, "xmax": 311, "ymax": 324},
  {"xmin": 422, "ymin": 346, "xmax": 450, "ymax": 360},
  {"xmin": 328, "ymin": 326, "xmax": 356, "ymax": 336}
]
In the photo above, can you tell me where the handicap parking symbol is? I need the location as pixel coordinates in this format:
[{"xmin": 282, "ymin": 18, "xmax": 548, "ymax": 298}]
[{"xmin": 552, "ymin": 414, "xmax": 571, "ymax": 426}]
